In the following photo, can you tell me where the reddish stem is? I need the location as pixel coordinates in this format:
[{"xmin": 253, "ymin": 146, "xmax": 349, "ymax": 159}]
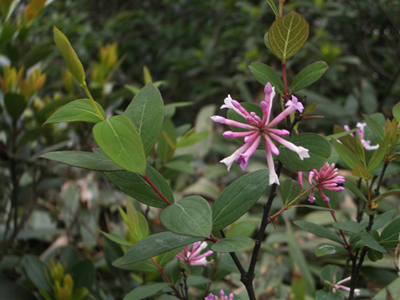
[
  {"xmin": 282, "ymin": 61, "xmax": 288, "ymax": 100},
  {"xmin": 151, "ymin": 258, "xmax": 181, "ymax": 298},
  {"xmin": 143, "ymin": 174, "xmax": 173, "ymax": 206},
  {"xmin": 205, "ymin": 236, "xmax": 219, "ymax": 243},
  {"xmin": 326, "ymin": 202, "xmax": 353, "ymax": 257}
]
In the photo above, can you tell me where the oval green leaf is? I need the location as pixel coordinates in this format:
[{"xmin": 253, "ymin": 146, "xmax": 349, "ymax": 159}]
[
  {"xmin": 105, "ymin": 164, "xmax": 174, "ymax": 208},
  {"xmin": 120, "ymin": 232, "xmax": 202, "ymax": 265},
  {"xmin": 279, "ymin": 133, "xmax": 331, "ymax": 171},
  {"xmin": 331, "ymin": 221, "xmax": 364, "ymax": 234},
  {"xmin": 281, "ymin": 179, "xmax": 301, "ymax": 206},
  {"xmin": 112, "ymin": 257, "xmax": 158, "ymax": 272},
  {"xmin": 290, "ymin": 61, "xmax": 329, "ymax": 92},
  {"xmin": 249, "ymin": 62, "xmax": 283, "ymax": 94},
  {"xmin": 361, "ymin": 231, "xmax": 386, "ymax": 253},
  {"xmin": 268, "ymin": 12, "xmax": 309, "ymax": 60},
  {"xmin": 124, "ymin": 83, "xmax": 164, "ymax": 156},
  {"xmin": 40, "ymin": 149, "xmax": 123, "ymax": 171},
  {"xmin": 160, "ymin": 196, "xmax": 212, "ymax": 238},
  {"xmin": 44, "ymin": 99, "xmax": 105, "ymax": 124},
  {"xmin": 331, "ymin": 140, "xmax": 360, "ymax": 170},
  {"xmin": 294, "ymin": 220, "xmax": 344, "ymax": 245},
  {"xmin": 211, "ymin": 237, "xmax": 253, "ymax": 253},
  {"xmin": 93, "ymin": 115, "xmax": 146, "ymax": 174},
  {"xmin": 375, "ymin": 218, "xmax": 400, "ymax": 248},
  {"xmin": 315, "ymin": 243, "xmax": 347, "ymax": 257},
  {"xmin": 393, "ymin": 102, "xmax": 400, "ymax": 121},
  {"xmin": 212, "ymin": 169, "xmax": 269, "ymax": 231},
  {"xmin": 124, "ymin": 283, "xmax": 171, "ymax": 300}
]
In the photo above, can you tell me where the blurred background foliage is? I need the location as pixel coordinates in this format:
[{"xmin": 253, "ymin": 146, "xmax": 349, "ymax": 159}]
[{"xmin": 1, "ymin": 0, "xmax": 400, "ymax": 299}]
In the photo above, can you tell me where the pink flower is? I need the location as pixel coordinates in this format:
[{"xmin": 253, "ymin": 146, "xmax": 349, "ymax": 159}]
[
  {"xmin": 205, "ymin": 290, "xmax": 235, "ymax": 300},
  {"xmin": 344, "ymin": 122, "xmax": 379, "ymax": 150},
  {"xmin": 176, "ymin": 242, "xmax": 214, "ymax": 266},
  {"xmin": 211, "ymin": 83, "xmax": 309, "ymax": 185},
  {"xmin": 299, "ymin": 163, "xmax": 345, "ymax": 203},
  {"xmin": 332, "ymin": 277, "xmax": 360, "ymax": 296}
]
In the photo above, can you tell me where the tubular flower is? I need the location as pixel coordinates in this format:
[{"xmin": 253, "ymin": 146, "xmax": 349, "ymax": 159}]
[
  {"xmin": 205, "ymin": 290, "xmax": 235, "ymax": 300},
  {"xmin": 344, "ymin": 123, "xmax": 379, "ymax": 150},
  {"xmin": 211, "ymin": 83, "xmax": 309, "ymax": 185},
  {"xmin": 300, "ymin": 163, "xmax": 345, "ymax": 203},
  {"xmin": 176, "ymin": 242, "xmax": 214, "ymax": 266},
  {"xmin": 332, "ymin": 277, "xmax": 360, "ymax": 296}
]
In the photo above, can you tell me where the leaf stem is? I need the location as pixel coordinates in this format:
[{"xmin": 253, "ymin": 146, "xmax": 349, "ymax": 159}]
[
  {"xmin": 143, "ymin": 174, "xmax": 173, "ymax": 206},
  {"xmin": 151, "ymin": 258, "xmax": 182, "ymax": 299},
  {"xmin": 80, "ymin": 82, "xmax": 105, "ymax": 121}
]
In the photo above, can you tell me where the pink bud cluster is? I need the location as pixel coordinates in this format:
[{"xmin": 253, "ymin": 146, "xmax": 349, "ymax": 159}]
[
  {"xmin": 176, "ymin": 242, "xmax": 214, "ymax": 266},
  {"xmin": 205, "ymin": 290, "xmax": 235, "ymax": 300},
  {"xmin": 299, "ymin": 162, "xmax": 345, "ymax": 203},
  {"xmin": 211, "ymin": 83, "xmax": 310, "ymax": 185}
]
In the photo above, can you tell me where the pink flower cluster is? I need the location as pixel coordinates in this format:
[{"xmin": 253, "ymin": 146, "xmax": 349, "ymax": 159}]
[
  {"xmin": 205, "ymin": 290, "xmax": 235, "ymax": 300},
  {"xmin": 211, "ymin": 83, "xmax": 309, "ymax": 185},
  {"xmin": 176, "ymin": 242, "xmax": 214, "ymax": 266},
  {"xmin": 299, "ymin": 162, "xmax": 345, "ymax": 203},
  {"xmin": 344, "ymin": 122, "xmax": 379, "ymax": 150}
]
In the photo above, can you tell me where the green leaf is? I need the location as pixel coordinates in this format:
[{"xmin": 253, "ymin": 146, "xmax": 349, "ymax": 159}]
[
  {"xmin": 363, "ymin": 114, "xmax": 384, "ymax": 143},
  {"xmin": 343, "ymin": 181, "xmax": 367, "ymax": 203},
  {"xmin": 248, "ymin": 63, "xmax": 283, "ymax": 94},
  {"xmin": 279, "ymin": 133, "xmax": 331, "ymax": 171},
  {"xmin": 120, "ymin": 232, "xmax": 202, "ymax": 265},
  {"xmin": 380, "ymin": 218, "xmax": 400, "ymax": 247},
  {"xmin": 40, "ymin": 149, "xmax": 123, "ymax": 171},
  {"xmin": 331, "ymin": 221, "xmax": 364, "ymax": 233},
  {"xmin": 124, "ymin": 83, "xmax": 164, "ymax": 156},
  {"xmin": 325, "ymin": 128, "xmax": 357, "ymax": 141},
  {"xmin": 101, "ymin": 231, "xmax": 132, "ymax": 246},
  {"xmin": 187, "ymin": 275, "xmax": 211, "ymax": 287},
  {"xmin": 361, "ymin": 231, "xmax": 387, "ymax": 253},
  {"xmin": 211, "ymin": 237, "xmax": 253, "ymax": 253},
  {"xmin": 44, "ymin": 99, "xmax": 105, "ymax": 124},
  {"xmin": 264, "ymin": 32, "xmax": 272, "ymax": 52},
  {"xmin": 158, "ymin": 119, "xmax": 177, "ymax": 162},
  {"xmin": 212, "ymin": 169, "xmax": 269, "ymax": 231},
  {"xmin": 368, "ymin": 249, "xmax": 384, "ymax": 262},
  {"xmin": 281, "ymin": 179, "xmax": 301, "ymax": 206},
  {"xmin": 0, "ymin": 279, "xmax": 37, "ymax": 300},
  {"xmin": 268, "ymin": 12, "xmax": 309, "ymax": 61},
  {"xmin": 112, "ymin": 257, "xmax": 158, "ymax": 272},
  {"xmin": 290, "ymin": 61, "xmax": 329, "ymax": 92},
  {"xmin": 158, "ymin": 247, "xmax": 185, "ymax": 267},
  {"xmin": 176, "ymin": 131, "xmax": 209, "ymax": 148},
  {"xmin": 315, "ymin": 290, "xmax": 344, "ymax": 300},
  {"xmin": 4, "ymin": 93, "xmax": 26, "ymax": 119},
  {"xmin": 70, "ymin": 260, "xmax": 95, "ymax": 290},
  {"xmin": 165, "ymin": 160, "xmax": 194, "ymax": 174},
  {"xmin": 371, "ymin": 210, "xmax": 395, "ymax": 231},
  {"xmin": 126, "ymin": 201, "xmax": 148, "ymax": 242},
  {"xmin": 164, "ymin": 102, "xmax": 192, "ymax": 119},
  {"xmin": 351, "ymin": 164, "xmax": 373, "ymax": 180},
  {"xmin": 105, "ymin": 164, "xmax": 174, "ymax": 208},
  {"xmin": 24, "ymin": 255, "xmax": 52, "ymax": 295},
  {"xmin": 320, "ymin": 265, "xmax": 342, "ymax": 285},
  {"xmin": 367, "ymin": 134, "xmax": 389, "ymax": 172},
  {"xmin": 331, "ymin": 140, "xmax": 360, "ymax": 169},
  {"xmin": 266, "ymin": 0, "xmax": 278, "ymax": 18},
  {"xmin": 93, "ymin": 115, "xmax": 146, "ymax": 174},
  {"xmin": 393, "ymin": 102, "xmax": 400, "ymax": 121},
  {"xmin": 160, "ymin": 196, "xmax": 212, "ymax": 238},
  {"xmin": 315, "ymin": 243, "xmax": 347, "ymax": 257},
  {"xmin": 164, "ymin": 259, "xmax": 183, "ymax": 284},
  {"xmin": 294, "ymin": 221, "xmax": 344, "ymax": 245},
  {"xmin": 372, "ymin": 189, "xmax": 400, "ymax": 203},
  {"xmin": 124, "ymin": 283, "xmax": 171, "ymax": 300}
]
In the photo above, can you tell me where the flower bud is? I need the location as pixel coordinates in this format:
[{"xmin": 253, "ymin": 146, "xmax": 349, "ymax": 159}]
[{"xmin": 53, "ymin": 26, "xmax": 85, "ymax": 84}]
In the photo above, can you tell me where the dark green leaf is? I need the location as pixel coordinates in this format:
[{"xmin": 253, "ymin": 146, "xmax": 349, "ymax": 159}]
[
  {"xmin": 315, "ymin": 243, "xmax": 347, "ymax": 257},
  {"xmin": 320, "ymin": 265, "xmax": 342, "ymax": 284},
  {"xmin": 105, "ymin": 164, "xmax": 174, "ymax": 208},
  {"xmin": 4, "ymin": 93, "xmax": 26, "ymax": 119},
  {"xmin": 315, "ymin": 290, "xmax": 344, "ymax": 300},
  {"xmin": 363, "ymin": 114, "xmax": 384, "ymax": 143},
  {"xmin": 124, "ymin": 283, "xmax": 171, "ymax": 300},
  {"xmin": 164, "ymin": 260, "xmax": 183, "ymax": 285},
  {"xmin": 249, "ymin": 63, "xmax": 283, "ymax": 94},
  {"xmin": 266, "ymin": 0, "xmax": 278, "ymax": 18},
  {"xmin": 343, "ymin": 181, "xmax": 367, "ymax": 203},
  {"xmin": 24, "ymin": 255, "xmax": 52, "ymax": 295},
  {"xmin": 268, "ymin": 12, "xmax": 309, "ymax": 60},
  {"xmin": 393, "ymin": 102, "xmax": 400, "ymax": 121},
  {"xmin": 158, "ymin": 247, "xmax": 185, "ymax": 267},
  {"xmin": 361, "ymin": 231, "xmax": 386, "ymax": 253},
  {"xmin": 160, "ymin": 196, "xmax": 212, "ymax": 238},
  {"xmin": 351, "ymin": 165, "xmax": 373, "ymax": 180},
  {"xmin": 294, "ymin": 221, "xmax": 344, "ymax": 245},
  {"xmin": 124, "ymin": 83, "xmax": 164, "ymax": 156},
  {"xmin": 325, "ymin": 128, "xmax": 357, "ymax": 141},
  {"xmin": 164, "ymin": 160, "xmax": 194, "ymax": 174},
  {"xmin": 380, "ymin": 218, "xmax": 400, "ymax": 247},
  {"xmin": 112, "ymin": 257, "xmax": 158, "ymax": 272},
  {"xmin": 187, "ymin": 275, "xmax": 211, "ymax": 286},
  {"xmin": 70, "ymin": 260, "xmax": 95, "ymax": 290},
  {"xmin": 372, "ymin": 189, "xmax": 400, "ymax": 203},
  {"xmin": 101, "ymin": 231, "xmax": 132, "ymax": 246},
  {"xmin": 371, "ymin": 211, "xmax": 395, "ymax": 231},
  {"xmin": 331, "ymin": 140, "xmax": 360, "ymax": 170},
  {"xmin": 281, "ymin": 179, "xmax": 301, "ymax": 206},
  {"xmin": 331, "ymin": 221, "xmax": 363, "ymax": 233},
  {"xmin": 44, "ymin": 99, "xmax": 105, "ymax": 124},
  {"xmin": 158, "ymin": 119, "xmax": 177, "ymax": 162},
  {"xmin": 93, "ymin": 115, "xmax": 146, "ymax": 174},
  {"xmin": 212, "ymin": 169, "xmax": 269, "ymax": 231},
  {"xmin": 211, "ymin": 237, "xmax": 253, "ymax": 253},
  {"xmin": 368, "ymin": 249, "xmax": 384, "ymax": 262},
  {"xmin": 290, "ymin": 61, "xmax": 329, "ymax": 92},
  {"xmin": 176, "ymin": 131, "xmax": 209, "ymax": 148},
  {"xmin": 40, "ymin": 149, "xmax": 123, "ymax": 171},
  {"xmin": 0, "ymin": 279, "xmax": 37, "ymax": 300},
  {"xmin": 279, "ymin": 133, "xmax": 331, "ymax": 171},
  {"xmin": 367, "ymin": 134, "xmax": 389, "ymax": 172},
  {"xmin": 120, "ymin": 232, "xmax": 201, "ymax": 265}
]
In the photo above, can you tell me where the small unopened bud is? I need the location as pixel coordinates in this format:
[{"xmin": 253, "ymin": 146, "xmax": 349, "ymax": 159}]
[
  {"xmin": 53, "ymin": 27, "xmax": 86, "ymax": 84},
  {"xmin": 264, "ymin": 82, "xmax": 272, "ymax": 94}
]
